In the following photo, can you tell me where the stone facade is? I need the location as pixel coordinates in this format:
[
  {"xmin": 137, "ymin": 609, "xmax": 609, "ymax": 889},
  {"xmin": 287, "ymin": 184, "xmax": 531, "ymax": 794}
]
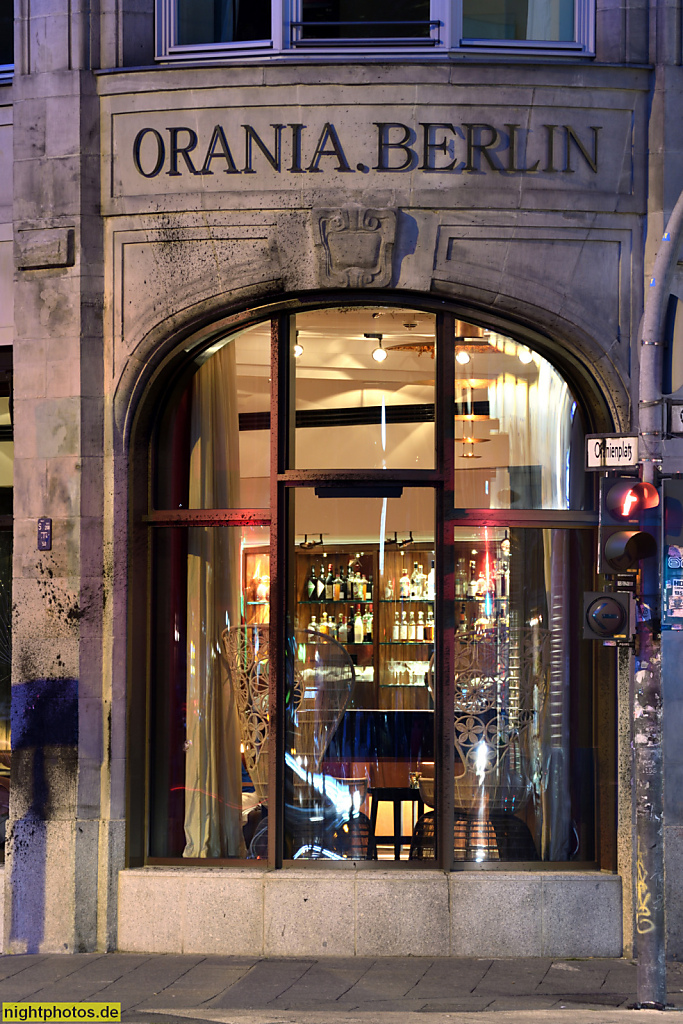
[{"xmin": 0, "ymin": 0, "xmax": 682, "ymax": 958}]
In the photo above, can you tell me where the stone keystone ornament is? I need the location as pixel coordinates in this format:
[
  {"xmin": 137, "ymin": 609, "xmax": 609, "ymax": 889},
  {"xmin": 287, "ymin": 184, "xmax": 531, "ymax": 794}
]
[{"xmin": 314, "ymin": 206, "xmax": 396, "ymax": 287}]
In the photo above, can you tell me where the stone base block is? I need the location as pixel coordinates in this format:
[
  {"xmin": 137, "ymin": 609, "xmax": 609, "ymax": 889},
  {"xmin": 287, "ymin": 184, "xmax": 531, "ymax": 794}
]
[{"xmin": 118, "ymin": 867, "xmax": 622, "ymax": 957}]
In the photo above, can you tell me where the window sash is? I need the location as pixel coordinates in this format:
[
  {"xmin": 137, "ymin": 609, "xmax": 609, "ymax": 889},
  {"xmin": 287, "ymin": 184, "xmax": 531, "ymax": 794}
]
[{"xmin": 156, "ymin": 0, "xmax": 593, "ymax": 58}]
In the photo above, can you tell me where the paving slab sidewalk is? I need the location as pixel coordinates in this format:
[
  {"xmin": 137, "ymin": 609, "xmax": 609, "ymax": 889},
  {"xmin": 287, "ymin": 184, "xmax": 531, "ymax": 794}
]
[{"xmin": 0, "ymin": 955, "xmax": 682, "ymax": 1023}]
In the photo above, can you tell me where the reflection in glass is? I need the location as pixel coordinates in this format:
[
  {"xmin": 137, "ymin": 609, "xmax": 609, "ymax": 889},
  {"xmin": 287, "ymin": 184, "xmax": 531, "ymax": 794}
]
[
  {"xmin": 413, "ymin": 526, "xmax": 597, "ymax": 863},
  {"xmin": 462, "ymin": 0, "xmax": 574, "ymax": 40},
  {"xmin": 177, "ymin": 0, "xmax": 271, "ymax": 44},
  {"xmin": 150, "ymin": 525, "xmax": 270, "ymax": 859},
  {"xmin": 299, "ymin": 0, "xmax": 431, "ymax": 40},
  {"xmin": 294, "ymin": 307, "xmax": 436, "ymax": 471},
  {"xmin": 453, "ymin": 324, "xmax": 585, "ymax": 509},
  {"xmin": 287, "ymin": 489, "xmax": 436, "ymax": 860}
]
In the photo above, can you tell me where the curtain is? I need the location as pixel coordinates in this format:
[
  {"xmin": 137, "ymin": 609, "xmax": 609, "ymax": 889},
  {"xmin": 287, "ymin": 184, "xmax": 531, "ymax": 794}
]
[
  {"xmin": 487, "ymin": 339, "xmax": 574, "ymax": 510},
  {"xmin": 183, "ymin": 343, "xmax": 245, "ymax": 858}
]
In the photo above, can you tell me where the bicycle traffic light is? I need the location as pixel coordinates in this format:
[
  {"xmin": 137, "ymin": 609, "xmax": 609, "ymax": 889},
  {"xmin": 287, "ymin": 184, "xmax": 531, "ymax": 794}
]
[
  {"xmin": 583, "ymin": 591, "xmax": 634, "ymax": 640},
  {"xmin": 598, "ymin": 476, "xmax": 660, "ymax": 575}
]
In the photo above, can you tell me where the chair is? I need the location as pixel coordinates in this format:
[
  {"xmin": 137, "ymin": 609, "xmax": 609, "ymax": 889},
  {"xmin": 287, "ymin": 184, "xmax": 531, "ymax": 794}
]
[
  {"xmin": 413, "ymin": 625, "xmax": 549, "ymax": 861},
  {"xmin": 221, "ymin": 625, "xmax": 359, "ymax": 858}
]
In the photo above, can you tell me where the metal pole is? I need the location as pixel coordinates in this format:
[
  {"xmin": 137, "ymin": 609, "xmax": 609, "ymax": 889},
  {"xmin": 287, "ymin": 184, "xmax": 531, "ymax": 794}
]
[{"xmin": 635, "ymin": 189, "xmax": 683, "ymax": 1008}]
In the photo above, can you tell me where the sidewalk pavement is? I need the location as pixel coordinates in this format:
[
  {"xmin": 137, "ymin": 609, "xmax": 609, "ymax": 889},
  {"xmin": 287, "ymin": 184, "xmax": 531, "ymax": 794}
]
[{"xmin": 1, "ymin": 954, "xmax": 682, "ymax": 1024}]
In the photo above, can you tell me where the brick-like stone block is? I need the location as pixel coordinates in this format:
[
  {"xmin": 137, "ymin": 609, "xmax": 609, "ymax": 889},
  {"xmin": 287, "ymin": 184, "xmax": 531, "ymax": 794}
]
[
  {"xmin": 356, "ymin": 871, "xmax": 449, "ymax": 956},
  {"xmin": 264, "ymin": 871, "xmax": 354, "ymax": 956}
]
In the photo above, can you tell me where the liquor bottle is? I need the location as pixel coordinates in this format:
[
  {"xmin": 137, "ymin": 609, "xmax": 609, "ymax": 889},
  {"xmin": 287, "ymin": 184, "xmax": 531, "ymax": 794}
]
[
  {"xmin": 306, "ymin": 564, "xmax": 317, "ymax": 600},
  {"xmin": 308, "ymin": 615, "xmax": 317, "ymax": 634},
  {"xmin": 354, "ymin": 605, "xmax": 364, "ymax": 644},
  {"xmin": 339, "ymin": 566, "xmax": 347, "ymax": 601},
  {"xmin": 458, "ymin": 603, "xmax": 468, "ymax": 634},
  {"xmin": 410, "ymin": 561, "xmax": 420, "ymax": 599},
  {"xmin": 325, "ymin": 563, "xmax": 334, "ymax": 601},
  {"xmin": 399, "ymin": 566, "xmax": 411, "ymax": 599},
  {"xmin": 338, "ymin": 615, "xmax": 348, "ymax": 643},
  {"xmin": 425, "ymin": 608, "xmax": 434, "ymax": 642},
  {"xmin": 454, "ymin": 558, "xmax": 466, "ymax": 599},
  {"xmin": 328, "ymin": 615, "xmax": 337, "ymax": 640},
  {"xmin": 385, "ymin": 578, "xmax": 394, "ymax": 600},
  {"xmin": 476, "ymin": 570, "xmax": 487, "ymax": 597},
  {"xmin": 366, "ymin": 574, "xmax": 373, "ymax": 601},
  {"xmin": 408, "ymin": 611, "xmax": 416, "ymax": 642},
  {"xmin": 347, "ymin": 562, "xmax": 356, "ymax": 600},
  {"xmin": 417, "ymin": 610, "xmax": 425, "ymax": 642},
  {"xmin": 468, "ymin": 560, "xmax": 478, "ymax": 598},
  {"xmin": 333, "ymin": 566, "xmax": 343, "ymax": 602},
  {"xmin": 363, "ymin": 607, "xmax": 372, "ymax": 642},
  {"xmin": 319, "ymin": 611, "xmax": 329, "ymax": 635},
  {"xmin": 316, "ymin": 564, "xmax": 326, "ymax": 600},
  {"xmin": 428, "ymin": 559, "xmax": 437, "ymax": 601},
  {"xmin": 417, "ymin": 564, "xmax": 427, "ymax": 599},
  {"xmin": 360, "ymin": 573, "xmax": 368, "ymax": 601},
  {"xmin": 400, "ymin": 610, "xmax": 408, "ymax": 641},
  {"xmin": 393, "ymin": 610, "xmax": 400, "ymax": 641}
]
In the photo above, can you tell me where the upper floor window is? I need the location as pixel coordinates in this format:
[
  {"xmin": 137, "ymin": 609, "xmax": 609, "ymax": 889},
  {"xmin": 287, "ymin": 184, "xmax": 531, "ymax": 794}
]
[
  {"xmin": 0, "ymin": 0, "xmax": 12, "ymax": 80},
  {"xmin": 157, "ymin": 0, "xmax": 593, "ymax": 59}
]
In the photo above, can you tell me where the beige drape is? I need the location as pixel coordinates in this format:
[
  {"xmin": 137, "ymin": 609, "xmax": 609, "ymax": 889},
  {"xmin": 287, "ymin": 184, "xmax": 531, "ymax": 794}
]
[{"xmin": 183, "ymin": 343, "xmax": 245, "ymax": 858}]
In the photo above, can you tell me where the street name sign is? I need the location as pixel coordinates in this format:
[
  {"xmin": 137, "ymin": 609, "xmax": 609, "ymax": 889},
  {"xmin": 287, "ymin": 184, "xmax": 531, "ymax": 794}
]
[{"xmin": 586, "ymin": 433, "xmax": 639, "ymax": 471}]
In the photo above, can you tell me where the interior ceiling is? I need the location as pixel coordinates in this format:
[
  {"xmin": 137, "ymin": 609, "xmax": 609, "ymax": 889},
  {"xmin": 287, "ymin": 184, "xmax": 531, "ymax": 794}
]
[{"xmin": 234, "ymin": 306, "xmax": 543, "ymax": 399}]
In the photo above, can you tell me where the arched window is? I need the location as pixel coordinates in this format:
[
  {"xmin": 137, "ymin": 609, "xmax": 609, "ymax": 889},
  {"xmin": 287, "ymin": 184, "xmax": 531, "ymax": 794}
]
[{"xmin": 136, "ymin": 303, "xmax": 614, "ymax": 869}]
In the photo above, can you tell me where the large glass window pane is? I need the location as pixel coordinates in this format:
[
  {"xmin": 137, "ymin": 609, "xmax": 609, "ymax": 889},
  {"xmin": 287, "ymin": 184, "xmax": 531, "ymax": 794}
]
[
  {"xmin": 177, "ymin": 0, "xmax": 271, "ymax": 44},
  {"xmin": 462, "ymin": 0, "xmax": 574, "ymax": 40},
  {"xmin": 286, "ymin": 488, "xmax": 435, "ymax": 860},
  {"xmin": 0, "ymin": 0, "xmax": 11, "ymax": 65},
  {"xmin": 445, "ymin": 524, "xmax": 599, "ymax": 863},
  {"xmin": 453, "ymin": 324, "xmax": 585, "ymax": 510},
  {"xmin": 299, "ymin": 0, "xmax": 431, "ymax": 40},
  {"xmin": 155, "ymin": 325, "xmax": 270, "ymax": 511},
  {"xmin": 294, "ymin": 307, "xmax": 436, "ymax": 471},
  {"xmin": 149, "ymin": 524, "xmax": 270, "ymax": 859}
]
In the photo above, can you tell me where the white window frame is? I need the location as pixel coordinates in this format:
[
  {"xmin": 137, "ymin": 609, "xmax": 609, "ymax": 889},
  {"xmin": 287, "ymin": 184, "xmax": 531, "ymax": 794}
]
[{"xmin": 156, "ymin": 0, "xmax": 593, "ymax": 61}]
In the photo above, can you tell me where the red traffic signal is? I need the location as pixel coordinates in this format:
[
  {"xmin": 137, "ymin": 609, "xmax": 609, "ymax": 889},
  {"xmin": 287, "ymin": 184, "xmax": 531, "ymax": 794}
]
[
  {"xmin": 599, "ymin": 477, "xmax": 660, "ymax": 574},
  {"xmin": 604, "ymin": 481, "xmax": 659, "ymax": 521}
]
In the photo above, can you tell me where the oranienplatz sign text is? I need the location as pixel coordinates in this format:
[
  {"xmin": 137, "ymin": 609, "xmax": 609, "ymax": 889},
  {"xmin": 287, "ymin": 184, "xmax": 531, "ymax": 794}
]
[{"xmin": 586, "ymin": 434, "xmax": 639, "ymax": 470}]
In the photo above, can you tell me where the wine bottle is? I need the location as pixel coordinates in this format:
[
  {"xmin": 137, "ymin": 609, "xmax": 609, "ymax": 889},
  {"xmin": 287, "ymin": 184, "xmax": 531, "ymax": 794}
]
[
  {"xmin": 306, "ymin": 564, "xmax": 317, "ymax": 600},
  {"xmin": 333, "ymin": 566, "xmax": 343, "ymax": 602},
  {"xmin": 316, "ymin": 564, "xmax": 326, "ymax": 600},
  {"xmin": 354, "ymin": 606, "xmax": 364, "ymax": 644},
  {"xmin": 325, "ymin": 563, "xmax": 334, "ymax": 601}
]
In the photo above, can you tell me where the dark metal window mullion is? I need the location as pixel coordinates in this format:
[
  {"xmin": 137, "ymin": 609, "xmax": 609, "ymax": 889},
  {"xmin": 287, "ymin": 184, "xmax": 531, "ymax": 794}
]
[
  {"xmin": 268, "ymin": 314, "xmax": 294, "ymax": 869},
  {"xmin": 435, "ymin": 311, "xmax": 456, "ymax": 871}
]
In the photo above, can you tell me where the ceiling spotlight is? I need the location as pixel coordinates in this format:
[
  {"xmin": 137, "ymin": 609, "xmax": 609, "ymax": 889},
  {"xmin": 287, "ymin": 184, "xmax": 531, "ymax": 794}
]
[
  {"xmin": 518, "ymin": 348, "xmax": 533, "ymax": 364},
  {"xmin": 456, "ymin": 350, "xmax": 471, "ymax": 365},
  {"xmin": 364, "ymin": 332, "xmax": 387, "ymax": 363}
]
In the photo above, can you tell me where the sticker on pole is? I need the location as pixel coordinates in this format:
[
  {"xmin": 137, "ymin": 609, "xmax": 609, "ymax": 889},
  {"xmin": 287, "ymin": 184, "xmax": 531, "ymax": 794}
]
[{"xmin": 586, "ymin": 433, "xmax": 639, "ymax": 471}]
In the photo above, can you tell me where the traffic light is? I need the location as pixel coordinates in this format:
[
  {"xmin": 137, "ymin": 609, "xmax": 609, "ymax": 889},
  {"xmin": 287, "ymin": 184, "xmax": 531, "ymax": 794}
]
[
  {"xmin": 599, "ymin": 476, "xmax": 660, "ymax": 574},
  {"xmin": 583, "ymin": 591, "xmax": 634, "ymax": 640}
]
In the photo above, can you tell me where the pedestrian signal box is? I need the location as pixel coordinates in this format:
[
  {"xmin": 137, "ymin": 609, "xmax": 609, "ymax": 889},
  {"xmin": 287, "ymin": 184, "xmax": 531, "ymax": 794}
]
[{"xmin": 599, "ymin": 477, "xmax": 660, "ymax": 574}]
